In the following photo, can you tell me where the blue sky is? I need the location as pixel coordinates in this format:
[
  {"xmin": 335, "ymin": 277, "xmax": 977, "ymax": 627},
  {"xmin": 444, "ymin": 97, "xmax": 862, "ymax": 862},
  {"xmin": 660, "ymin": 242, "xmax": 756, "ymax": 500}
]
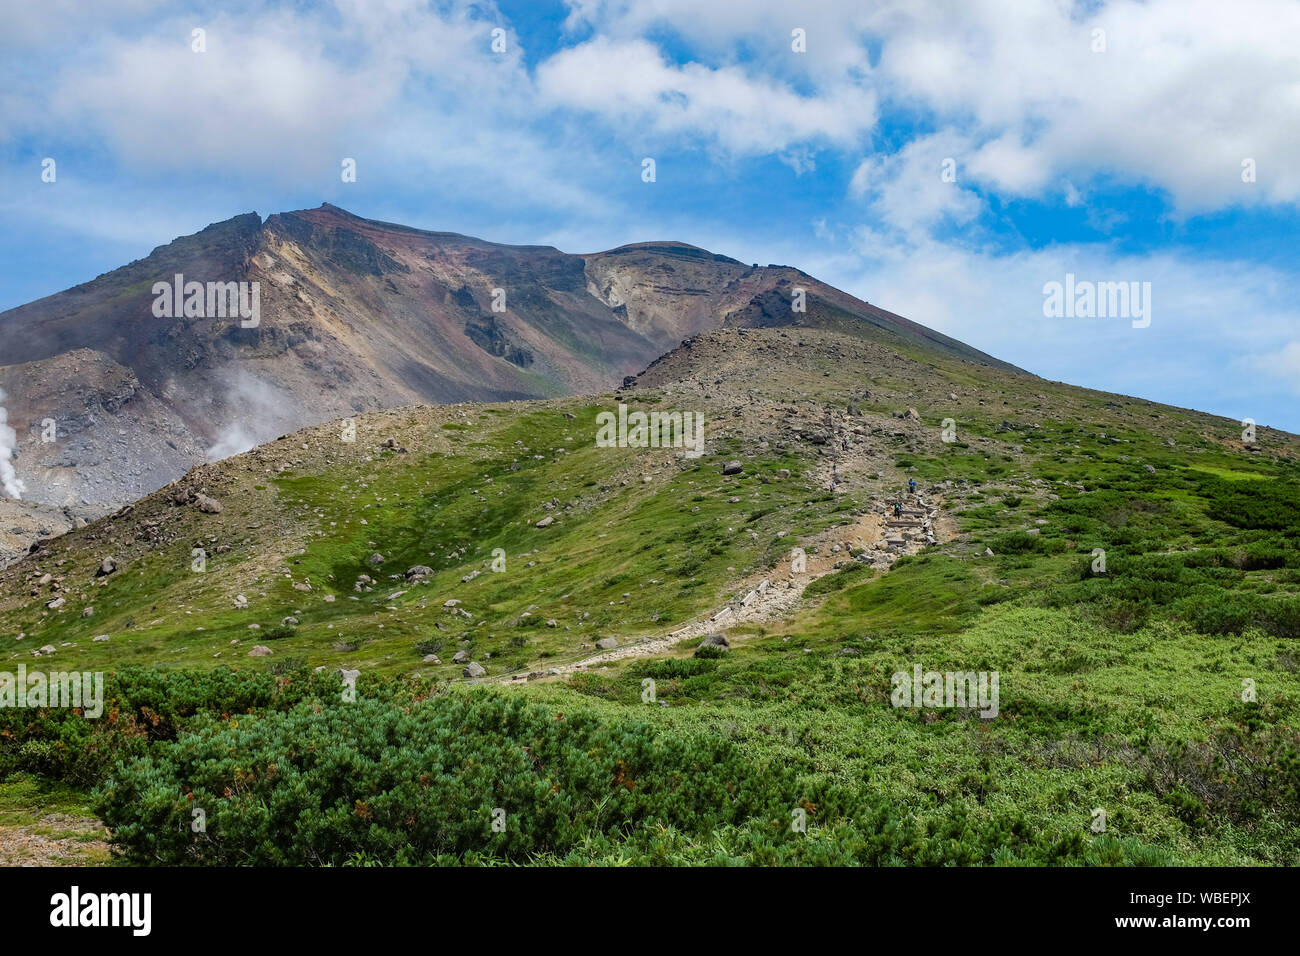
[{"xmin": 2, "ymin": 0, "xmax": 1297, "ymax": 431}]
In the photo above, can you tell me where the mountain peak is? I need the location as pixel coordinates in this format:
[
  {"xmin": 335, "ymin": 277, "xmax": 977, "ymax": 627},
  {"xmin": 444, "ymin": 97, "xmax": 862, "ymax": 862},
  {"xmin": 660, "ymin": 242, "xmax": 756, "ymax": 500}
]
[{"xmin": 0, "ymin": 206, "xmax": 1016, "ymax": 515}]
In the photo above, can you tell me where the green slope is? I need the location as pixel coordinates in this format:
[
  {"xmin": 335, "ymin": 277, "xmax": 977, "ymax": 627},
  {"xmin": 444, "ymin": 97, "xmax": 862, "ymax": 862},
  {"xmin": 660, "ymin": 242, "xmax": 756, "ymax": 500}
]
[{"xmin": 2, "ymin": 328, "xmax": 1298, "ymax": 866}]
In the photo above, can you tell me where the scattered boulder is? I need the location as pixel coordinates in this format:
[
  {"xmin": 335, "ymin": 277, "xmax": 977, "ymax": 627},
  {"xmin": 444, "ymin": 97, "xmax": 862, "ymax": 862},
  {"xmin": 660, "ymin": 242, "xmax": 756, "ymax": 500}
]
[
  {"xmin": 194, "ymin": 494, "xmax": 223, "ymax": 514},
  {"xmin": 248, "ymin": 645, "xmax": 273, "ymax": 658},
  {"xmin": 233, "ymin": 594, "xmax": 249, "ymax": 609},
  {"xmin": 92, "ymin": 634, "xmax": 110, "ymax": 643},
  {"xmin": 453, "ymin": 649, "xmax": 470, "ymax": 663},
  {"xmin": 595, "ymin": 637, "xmax": 618, "ymax": 650},
  {"xmin": 463, "ymin": 661, "xmax": 486, "ymax": 678},
  {"xmin": 96, "ymin": 557, "xmax": 117, "ymax": 577},
  {"xmin": 536, "ymin": 515, "xmax": 554, "ymax": 528},
  {"xmin": 405, "ymin": 565, "xmax": 434, "ymax": 581},
  {"xmin": 46, "ymin": 596, "xmax": 65, "ymax": 610},
  {"xmin": 699, "ymin": 633, "xmax": 730, "ymax": 649},
  {"xmin": 368, "ymin": 552, "xmax": 385, "ymax": 566},
  {"xmin": 282, "ymin": 616, "xmax": 299, "ymax": 626},
  {"xmin": 722, "ymin": 460, "xmax": 743, "ymax": 475}
]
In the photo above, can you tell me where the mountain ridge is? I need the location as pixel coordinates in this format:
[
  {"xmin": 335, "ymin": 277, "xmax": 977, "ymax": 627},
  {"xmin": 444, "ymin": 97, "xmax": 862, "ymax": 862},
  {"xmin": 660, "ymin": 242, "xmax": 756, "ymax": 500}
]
[{"xmin": 0, "ymin": 203, "xmax": 1016, "ymax": 519}]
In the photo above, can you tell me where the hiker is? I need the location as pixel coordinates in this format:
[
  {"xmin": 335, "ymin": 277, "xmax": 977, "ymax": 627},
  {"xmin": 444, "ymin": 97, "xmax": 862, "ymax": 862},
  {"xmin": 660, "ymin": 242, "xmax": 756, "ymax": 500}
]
[
  {"xmin": 908, "ymin": 478, "xmax": 916, "ymax": 493},
  {"xmin": 893, "ymin": 501, "xmax": 902, "ymax": 518}
]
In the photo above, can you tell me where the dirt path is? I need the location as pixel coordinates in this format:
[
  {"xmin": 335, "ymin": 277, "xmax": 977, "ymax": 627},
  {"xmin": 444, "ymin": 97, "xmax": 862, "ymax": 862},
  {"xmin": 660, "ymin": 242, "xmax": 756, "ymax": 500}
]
[{"xmin": 505, "ymin": 493, "xmax": 949, "ymax": 682}]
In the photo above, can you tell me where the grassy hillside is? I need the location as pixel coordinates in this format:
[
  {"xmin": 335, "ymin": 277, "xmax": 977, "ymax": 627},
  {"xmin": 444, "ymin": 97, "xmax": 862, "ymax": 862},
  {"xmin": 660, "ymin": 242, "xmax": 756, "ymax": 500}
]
[{"xmin": 2, "ymin": 329, "xmax": 1297, "ymax": 865}]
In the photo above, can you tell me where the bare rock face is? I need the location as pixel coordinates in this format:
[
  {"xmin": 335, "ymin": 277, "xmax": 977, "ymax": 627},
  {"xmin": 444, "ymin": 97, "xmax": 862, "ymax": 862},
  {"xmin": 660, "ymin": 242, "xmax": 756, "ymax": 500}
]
[
  {"xmin": 0, "ymin": 349, "xmax": 207, "ymax": 515},
  {"xmin": 0, "ymin": 498, "xmax": 76, "ymax": 568}
]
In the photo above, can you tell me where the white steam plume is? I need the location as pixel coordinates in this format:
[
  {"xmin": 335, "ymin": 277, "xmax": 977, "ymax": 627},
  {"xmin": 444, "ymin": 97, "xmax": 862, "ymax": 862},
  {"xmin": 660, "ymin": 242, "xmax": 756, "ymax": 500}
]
[{"xmin": 0, "ymin": 387, "xmax": 26, "ymax": 499}]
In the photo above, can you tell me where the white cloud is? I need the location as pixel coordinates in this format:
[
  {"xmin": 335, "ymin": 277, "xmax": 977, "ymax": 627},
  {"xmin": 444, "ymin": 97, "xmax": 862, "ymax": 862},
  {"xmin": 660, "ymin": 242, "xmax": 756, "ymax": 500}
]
[
  {"xmin": 864, "ymin": 0, "xmax": 1300, "ymax": 212},
  {"xmin": 1244, "ymin": 341, "xmax": 1300, "ymax": 393},
  {"xmin": 849, "ymin": 131, "xmax": 983, "ymax": 239},
  {"xmin": 569, "ymin": 0, "xmax": 1300, "ymax": 213},
  {"xmin": 535, "ymin": 36, "xmax": 876, "ymax": 154}
]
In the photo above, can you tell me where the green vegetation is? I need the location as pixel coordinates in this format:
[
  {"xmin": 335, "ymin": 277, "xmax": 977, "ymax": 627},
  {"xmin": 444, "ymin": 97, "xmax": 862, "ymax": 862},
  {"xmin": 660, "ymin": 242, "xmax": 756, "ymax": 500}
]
[{"xmin": 3, "ymin": 331, "xmax": 1299, "ymax": 866}]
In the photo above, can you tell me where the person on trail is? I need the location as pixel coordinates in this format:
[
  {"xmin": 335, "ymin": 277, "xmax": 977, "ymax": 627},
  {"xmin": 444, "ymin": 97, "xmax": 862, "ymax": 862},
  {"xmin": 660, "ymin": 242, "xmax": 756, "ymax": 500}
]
[
  {"xmin": 893, "ymin": 501, "xmax": 903, "ymax": 518},
  {"xmin": 909, "ymin": 478, "xmax": 916, "ymax": 493}
]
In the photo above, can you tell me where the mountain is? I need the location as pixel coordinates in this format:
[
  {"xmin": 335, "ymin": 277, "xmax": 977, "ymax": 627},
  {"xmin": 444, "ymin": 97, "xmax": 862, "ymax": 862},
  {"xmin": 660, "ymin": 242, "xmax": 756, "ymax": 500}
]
[{"xmin": 0, "ymin": 203, "xmax": 1011, "ymax": 519}]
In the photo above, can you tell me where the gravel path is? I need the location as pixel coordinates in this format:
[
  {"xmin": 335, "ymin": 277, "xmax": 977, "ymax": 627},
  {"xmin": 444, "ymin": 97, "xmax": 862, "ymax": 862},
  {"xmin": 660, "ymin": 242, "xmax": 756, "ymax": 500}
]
[{"xmin": 504, "ymin": 494, "xmax": 947, "ymax": 682}]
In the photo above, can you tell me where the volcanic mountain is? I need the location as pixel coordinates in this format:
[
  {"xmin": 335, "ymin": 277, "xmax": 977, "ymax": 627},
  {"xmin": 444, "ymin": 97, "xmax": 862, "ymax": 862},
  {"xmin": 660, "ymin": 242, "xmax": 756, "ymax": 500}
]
[{"xmin": 0, "ymin": 203, "xmax": 1011, "ymax": 518}]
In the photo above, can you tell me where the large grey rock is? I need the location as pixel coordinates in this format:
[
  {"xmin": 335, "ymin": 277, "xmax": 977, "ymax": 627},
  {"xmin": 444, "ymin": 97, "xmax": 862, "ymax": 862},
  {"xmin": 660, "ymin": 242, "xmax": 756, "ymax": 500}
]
[
  {"xmin": 405, "ymin": 565, "xmax": 434, "ymax": 581},
  {"xmin": 722, "ymin": 461, "xmax": 743, "ymax": 475},
  {"xmin": 699, "ymin": 633, "xmax": 730, "ymax": 649},
  {"xmin": 248, "ymin": 645, "xmax": 272, "ymax": 657},
  {"xmin": 463, "ymin": 661, "xmax": 486, "ymax": 678},
  {"xmin": 194, "ymin": 493, "xmax": 223, "ymax": 514},
  {"xmin": 595, "ymin": 637, "xmax": 618, "ymax": 650}
]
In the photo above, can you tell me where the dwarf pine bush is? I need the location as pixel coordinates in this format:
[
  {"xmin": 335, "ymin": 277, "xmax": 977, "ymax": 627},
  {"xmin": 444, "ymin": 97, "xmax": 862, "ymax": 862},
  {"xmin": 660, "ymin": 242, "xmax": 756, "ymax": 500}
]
[{"xmin": 95, "ymin": 691, "xmax": 796, "ymax": 865}]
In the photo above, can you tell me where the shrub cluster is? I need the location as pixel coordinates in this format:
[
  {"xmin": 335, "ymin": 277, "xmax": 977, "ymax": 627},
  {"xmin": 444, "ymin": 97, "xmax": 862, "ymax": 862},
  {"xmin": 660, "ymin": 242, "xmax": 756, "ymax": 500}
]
[{"xmin": 96, "ymin": 691, "xmax": 792, "ymax": 865}]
